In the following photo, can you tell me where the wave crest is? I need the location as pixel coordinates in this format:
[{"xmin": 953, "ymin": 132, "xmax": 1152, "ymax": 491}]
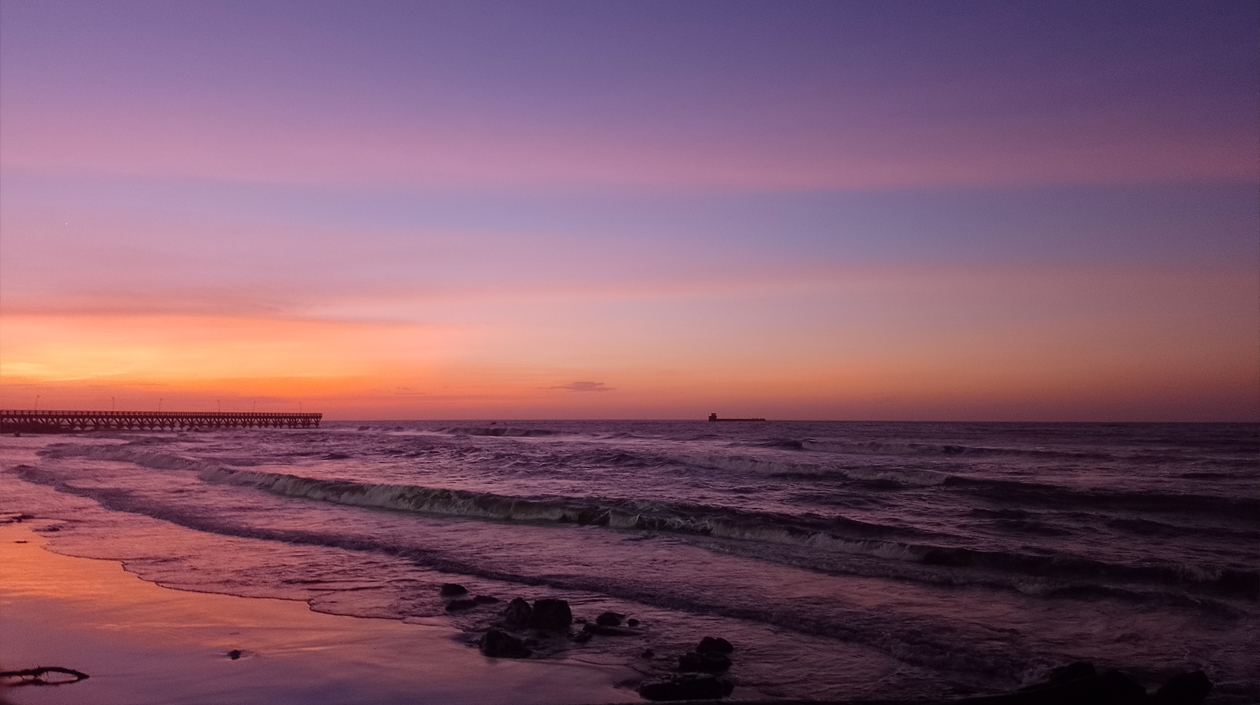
[{"xmin": 196, "ymin": 467, "xmax": 1257, "ymax": 599}]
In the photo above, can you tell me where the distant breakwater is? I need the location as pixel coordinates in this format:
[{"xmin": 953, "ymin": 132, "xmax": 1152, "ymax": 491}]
[{"xmin": 1, "ymin": 410, "xmax": 322, "ymax": 433}]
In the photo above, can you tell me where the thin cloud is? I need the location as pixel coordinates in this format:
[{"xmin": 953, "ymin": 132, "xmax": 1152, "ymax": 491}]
[{"xmin": 552, "ymin": 381, "xmax": 613, "ymax": 392}]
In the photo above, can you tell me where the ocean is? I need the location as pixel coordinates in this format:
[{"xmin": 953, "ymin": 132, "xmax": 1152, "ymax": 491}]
[{"xmin": 2, "ymin": 421, "xmax": 1256, "ymax": 702}]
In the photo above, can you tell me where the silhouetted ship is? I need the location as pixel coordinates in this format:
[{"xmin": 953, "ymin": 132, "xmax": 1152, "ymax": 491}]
[{"xmin": 708, "ymin": 413, "xmax": 766, "ymax": 422}]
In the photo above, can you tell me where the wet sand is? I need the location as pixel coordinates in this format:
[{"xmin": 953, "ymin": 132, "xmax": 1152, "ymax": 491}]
[
  {"xmin": 0, "ymin": 524, "xmax": 639, "ymax": 705},
  {"xmin": 0, "ymin": 521, "xmax": 1226, "ymax": 705}
]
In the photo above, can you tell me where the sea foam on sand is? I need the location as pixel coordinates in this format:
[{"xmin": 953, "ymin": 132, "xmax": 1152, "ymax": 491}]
[{"xmin": 0, "ymin": 524, "xmax": 638, "ymax": 705}]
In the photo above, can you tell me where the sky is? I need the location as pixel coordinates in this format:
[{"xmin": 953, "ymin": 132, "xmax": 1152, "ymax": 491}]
[{"xmin": 1, "ymin": 0, "xmax": 1257, "ymax": 421}]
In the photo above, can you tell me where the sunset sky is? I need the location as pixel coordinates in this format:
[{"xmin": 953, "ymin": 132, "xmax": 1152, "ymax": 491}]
[{"xmin": 1, "ymin": 0, "xmax": 1257, "ymax": 420}]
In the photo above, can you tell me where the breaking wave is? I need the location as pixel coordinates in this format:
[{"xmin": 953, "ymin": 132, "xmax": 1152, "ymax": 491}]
[
  {"xmin": 944, "ymin": 476, "xmax": 1260, "ymax": 521},
  {"xmin": 679, "ymin": 453, "xmax": 949, "ymax": 486},
  {"xmin": 39, "ymin": 442, "xmax": 213, "ymax": 473},
  {"xmin": 195, "ymin": 466, "xmax": 1257, "ymax": 599},
  {"xmin": 798, "ymin": 439, "xmax": 1113, "ymax": 461},
  {"xmin": 442, "ymin": 427, "xmax": 561, "ymax": 437}
]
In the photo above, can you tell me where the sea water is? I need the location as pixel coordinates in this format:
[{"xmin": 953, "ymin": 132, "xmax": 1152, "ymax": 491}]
[{"xmin": 1, "ymin": 421, "xmax": 1256, "ymax": 701}]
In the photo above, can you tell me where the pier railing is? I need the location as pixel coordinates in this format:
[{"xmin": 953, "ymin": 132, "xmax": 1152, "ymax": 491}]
[{"xmin": 1, "ymin": 409, "xmax": 322, "ymax": 433}]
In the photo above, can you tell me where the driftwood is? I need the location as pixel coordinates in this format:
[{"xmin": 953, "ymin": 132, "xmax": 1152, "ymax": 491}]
[{"xmin": 0, "ymin": 666, "xmax": 90, "ymax": 686}]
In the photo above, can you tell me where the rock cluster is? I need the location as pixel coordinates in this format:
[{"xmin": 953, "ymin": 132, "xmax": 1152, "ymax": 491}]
[
  {"xmin": 696, "ymin": 636, "xmax": 733, "ymax": 654},
  {"xmin": 638, "ymin": 674, "xmax": 733, "ymax": 701},
  {"xmin": 437, "ymin": 584, "xmax": 500, "ymax": 613},
  {"xmin": 955, "ymin": 662, "xmax": 1213, "ymax": 705},
  {"xmin": 583, "ymin": 623, "xmax": 637, "ymax": 637},
  {"xmin": 475, "ymin": 597, "xmax": 605, "ymax": 658},
  {"xmin": 1153, "ymin": 671, "xmax": 1212, "ymax": 705},
  {"xmin": 678, "ymin": 651, "xmax": 731, "ymax": 673},
  {"xmin": 479, "ymin": 629, "xmax": 531, "ymax": 659},
  {"xmin": 596, "ymin": 611, "xmax": 625, "ymax": 626},
  {"xmin": 527, "ymin": 599, "xmax": 572, "ymax": 631},
  {"xmin": 638, "ymin": 636, "xmax": 736, "ymax": 701},
  {"xmin": 503, "ymin": 597, "xmax": 532, "ymax": 627}
]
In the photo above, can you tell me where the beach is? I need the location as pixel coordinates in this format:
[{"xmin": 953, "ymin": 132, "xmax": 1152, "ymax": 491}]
[
  {"xmin": 0, "ymin": 523, "xmax": 639, "ymax": 705},
  {"xmin": 1, "ymin": 422, "xmax": 1255, "ymax": 704}
]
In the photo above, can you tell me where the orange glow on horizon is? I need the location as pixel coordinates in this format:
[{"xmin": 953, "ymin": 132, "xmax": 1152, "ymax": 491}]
[{"xmin": 2, "ymin": 262, "xmax": 1255, "ymax": 422}]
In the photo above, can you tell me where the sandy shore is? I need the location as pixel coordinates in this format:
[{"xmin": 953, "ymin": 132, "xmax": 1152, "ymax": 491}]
[{"xmin": 0, "ymin": 523, "xmax": 640, "ymax": 705}]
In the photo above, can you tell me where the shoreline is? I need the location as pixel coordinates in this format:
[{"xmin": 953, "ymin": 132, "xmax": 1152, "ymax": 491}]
[
  {"xmin": 0, "ymin": 523, "xmax": 639, "ymax": 705},
  {"xmin": 0, "ymin": 517, "xmax": 1236, "ymax": 705}
]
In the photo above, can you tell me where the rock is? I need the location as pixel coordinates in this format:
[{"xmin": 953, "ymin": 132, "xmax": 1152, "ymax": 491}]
[
  {"xmin": 473, "ymin": 595, "xmax": 499, "ymax": 604},
  {"xmin": 227, "ymin": 650, "xmax": 242, "ymax": 660},
  {"xmin": 696, "ymin": 636, "xmax": 734, "ymax": 654},
  {"xmin": 479, "ymin": 629, "xmax": 532, "ymax": 658},
  {"xmin": 439, "ymin": 583, "xmax": 468, "ymax": 597},
  {"xmin": 679, "ymin": 651, "xmax": 732, "ymax": 673},
  {"xmin": 1058, "ymin": 670, "xmax": 1145, "ymax": 705},
  {"xmin": 627, "ymin": 618, "xmax": 640, "ymax": 627},
  {"xmin": 572, "ymin": 631, "xmax": 593, "ymax": 644},
  {"xmin": 445, "ymin": 599, "xmax": 478, "ymax": 612},
  {"xmin": 1047, "ymin": 661, "xmax": 1095, "ymax": 685},
  {"xmin": 582, "ymin": 623, "xmax": 638, "ymax": 637},
  {"xmin": 640, "ymin": 648, "xmax": 655, "ymax": 659},
  {"xmin": 1153, "ymin": 671, "xmax": 1212, "ymax": 705},
  {"xmin": 595, "ymin": 611, "xmax": 624, "ymax": 626},
  {"xmin": 957, "ymin": 669, "xmax": 1145, "ymax": 705},
  {"xmin": 1020, "ymin": 662, "xmax": 1096, "ymax": 692},
  {"xmin": 503, "ymin": 597, "xmax": 532, "ymax": 627},
  {"xmin": 526, "ymin": 599, "xmax": 572, "ymax": 631},
  {"xmin": 638, "ymin": 674, "xmax": 733, "ymax": 701}
]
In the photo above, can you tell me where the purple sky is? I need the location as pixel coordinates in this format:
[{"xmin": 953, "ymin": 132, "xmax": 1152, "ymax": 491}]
[{"xmin": 1, "ymin": 0, "xmax": 1257, "ymax": 419}]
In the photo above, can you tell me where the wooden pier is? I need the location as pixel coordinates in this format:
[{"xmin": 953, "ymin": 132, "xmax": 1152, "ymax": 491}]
[{"xmin": 1, "ymin": 410, "xmax": 322, "ymax": 433}]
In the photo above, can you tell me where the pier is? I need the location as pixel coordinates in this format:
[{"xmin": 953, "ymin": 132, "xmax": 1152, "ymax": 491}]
[{"xmin": 1, "ymin": 410, "xmax": 322, "ymax": 433}]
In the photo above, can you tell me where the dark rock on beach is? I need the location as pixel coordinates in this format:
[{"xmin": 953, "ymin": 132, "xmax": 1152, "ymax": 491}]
[
  {"xmin": 526, "ymin": 598, "xmax": 572, "ymax": 631},
  {"xmin": 1016, "ymin": 661, "xmax": 1095, "ymax": 693},
  {"xmin": 1044, "ymin": 661, "xmax": 1095, "ymax": 686},
  {"xmin": 445, "ymin": 599, "xmax": 478, "ymax": 612},
  {"xmin": 1054, "ymin": 668, "xmax": 1146, "ymax": 705},
  {"xmin": 696, "ymin": 636, "xmax": 734, "ymax": 654},
  {"xmin": 595, "ymin": 611, "xmax": 625, "ymax": 626},
  {"xmin": 503, "ymin": 597, "xmax": 532, "ymax": 627},
  {"xmin": 582, "ymin": 623, "xmax": 638, "ymax": 637},
  {"xmin": 473, "ymin": 595, "xmax": 499, "ymax": 604},
  {"xmin": 1152, "ymin": 670, "xmax": 1212, "ymax": 705},
  {"xmin": 627, "ymin": 618, "xmax": 640, "ymax": 627},
  {"xmin": 479, "ymin": 629, "xmax": 532, "ymax": 658},
  {"xmin": 439, "ymin": 583, "xmax": 468, "ymax": 597},
  {"xmin": 679, "ymin": 650, "xmax": 732, "ymax": 673},
  {"xmin": 955, "ymin": 668, "xmax": 1146, "ymax": 705},
  {"xmin": 571, "ymin": 631, "xmax": 593, "ymax": 644},
  {"xmin": 638, "ymin": 674, "xmax": 733, "ymax": 701}
]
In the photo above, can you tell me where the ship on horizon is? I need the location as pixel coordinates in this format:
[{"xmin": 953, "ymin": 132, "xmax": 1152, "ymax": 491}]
[{"xmin": 708, "ymin": 413, "xmax": 766, "ymax": 422}]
